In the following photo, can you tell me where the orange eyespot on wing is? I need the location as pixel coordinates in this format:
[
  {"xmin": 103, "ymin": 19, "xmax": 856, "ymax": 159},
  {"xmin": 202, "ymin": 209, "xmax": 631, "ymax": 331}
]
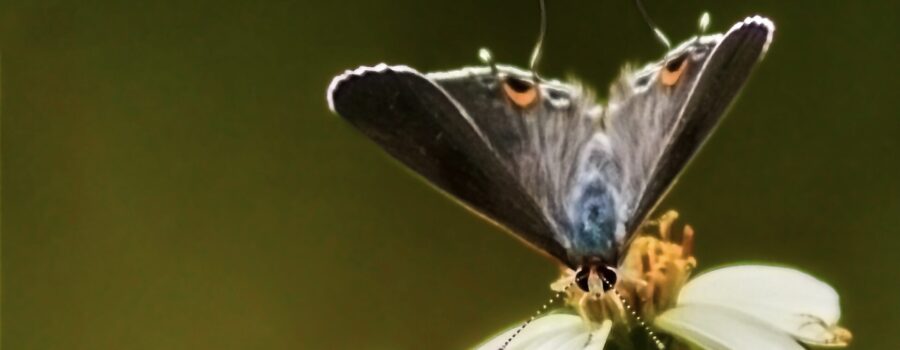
[
  {"xmin": 660, "ymin": 54, "xmax": 689, "ymax": 87},
  {"xmin": 502, "ymin": 76, "xmax": 539, "ymax": 108}
]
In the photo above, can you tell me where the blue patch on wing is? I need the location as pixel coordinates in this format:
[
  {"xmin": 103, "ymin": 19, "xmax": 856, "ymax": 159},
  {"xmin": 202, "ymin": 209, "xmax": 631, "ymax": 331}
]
[{"xmin": 569, "ymin": 182, "xmax": 618, "ymax": 262}]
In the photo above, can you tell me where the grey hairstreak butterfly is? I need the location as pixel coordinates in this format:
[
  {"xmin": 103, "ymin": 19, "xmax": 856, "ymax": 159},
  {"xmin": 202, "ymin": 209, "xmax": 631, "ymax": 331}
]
[{"xmin": 326, "ymin": 9, "xmax": 773, "ymax": 295}]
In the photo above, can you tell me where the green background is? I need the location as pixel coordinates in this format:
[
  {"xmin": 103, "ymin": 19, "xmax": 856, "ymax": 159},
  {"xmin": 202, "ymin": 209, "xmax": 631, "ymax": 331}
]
[{"xmin": 2, "ymin": 1, "xmax": 898, "ymax": 349}]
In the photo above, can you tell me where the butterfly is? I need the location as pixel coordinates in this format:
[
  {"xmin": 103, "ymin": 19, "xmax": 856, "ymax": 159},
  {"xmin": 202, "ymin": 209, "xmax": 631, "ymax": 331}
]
[{"xmin": 327, "ymin": 16, "xmax": 773, "ymax": 291}]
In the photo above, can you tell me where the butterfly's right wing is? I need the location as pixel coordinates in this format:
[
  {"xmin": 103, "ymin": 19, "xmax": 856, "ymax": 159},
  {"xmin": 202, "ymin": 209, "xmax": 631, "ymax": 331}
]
[
  {"xmin": 328, "ymin": 64, "xmax": 569, "ymax": 263},
  {"xmin": 607, "ymin": 17, "xmax": 775, "ymax": 236}
]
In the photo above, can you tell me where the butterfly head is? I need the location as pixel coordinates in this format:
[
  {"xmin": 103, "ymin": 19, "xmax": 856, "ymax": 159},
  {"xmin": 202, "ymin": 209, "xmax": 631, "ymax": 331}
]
[{"xmin": 575, "ymin": 261, "xmax": 619, "ymax": 293}]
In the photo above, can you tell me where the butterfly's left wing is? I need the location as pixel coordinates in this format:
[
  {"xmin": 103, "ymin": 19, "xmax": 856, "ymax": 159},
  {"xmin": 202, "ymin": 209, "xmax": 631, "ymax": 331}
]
[
  {"xmin": 328, "ymin": 64, "xmax": 570, "ymax": 263},
  {"xmin": 606, "ymin": 16, "xmax": 775, "ymax": 237}
]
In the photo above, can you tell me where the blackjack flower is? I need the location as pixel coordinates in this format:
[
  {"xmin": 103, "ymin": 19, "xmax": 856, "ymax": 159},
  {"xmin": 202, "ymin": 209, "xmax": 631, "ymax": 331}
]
[{"xmin": 476, "ymin": 212, "xmax": 851, "ymax": 350}]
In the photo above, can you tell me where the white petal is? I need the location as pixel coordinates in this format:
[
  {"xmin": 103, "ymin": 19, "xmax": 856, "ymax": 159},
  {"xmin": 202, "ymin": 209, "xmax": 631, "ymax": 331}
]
[
  {"xmin": 656, "ymin": 304, "xmax": 804, "ymax": 350},
  {"xmin": 582, "ymin": 320, "xmax": 611, "ymax": 350},
  {"xmin": 474, "ymin": 314, "xmax": 610, "ymax": 350},
  {"xmin": 678, "ymin": 265, "xmax": 844, "ymax": 345}
]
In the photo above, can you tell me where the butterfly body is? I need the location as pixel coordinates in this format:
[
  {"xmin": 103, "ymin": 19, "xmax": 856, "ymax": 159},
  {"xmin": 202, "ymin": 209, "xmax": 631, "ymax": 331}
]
[{"xmin": 328, "ymin": 17, "xmax": 774, "ymax": 280}]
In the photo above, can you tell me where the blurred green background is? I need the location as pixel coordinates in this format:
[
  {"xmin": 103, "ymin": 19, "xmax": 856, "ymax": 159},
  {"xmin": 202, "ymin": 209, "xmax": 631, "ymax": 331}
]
[{"xmin": 1, "ymin": 1, "xmax": 898, "ymax": 349}]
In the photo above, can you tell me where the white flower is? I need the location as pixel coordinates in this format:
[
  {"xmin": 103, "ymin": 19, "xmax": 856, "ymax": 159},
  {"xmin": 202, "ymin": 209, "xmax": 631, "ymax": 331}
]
[
  {"xmin": 655, "ymin": 265, "xmax": 851, "ymax": 349},
  {"xmin": 475, "ymin": 212, "xmax": 851, "ymax": 350}
]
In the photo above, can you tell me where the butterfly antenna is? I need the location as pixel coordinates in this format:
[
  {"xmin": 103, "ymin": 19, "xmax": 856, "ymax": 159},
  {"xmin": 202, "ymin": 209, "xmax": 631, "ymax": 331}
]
[
  {"xmin": 633, "ymin": 0, "xmax": 672, "ymax": 54},
  {"xmin": 479, "ymin": 48, "xmax": 498, "ymax": 75},
  {"xmin": 600, "ymin": 275, "xmax": 665, "ymax": 350},
  {"xmin": 498, "ymin": 272, "xmax": 577, "ymax": 350},
  {"xmin": 698, "ymin": 12, "xmax": 711, "ymax": 36},
  {"xmin": 528, "ymin": 0, "xmax": 547, "ymax": 81}
]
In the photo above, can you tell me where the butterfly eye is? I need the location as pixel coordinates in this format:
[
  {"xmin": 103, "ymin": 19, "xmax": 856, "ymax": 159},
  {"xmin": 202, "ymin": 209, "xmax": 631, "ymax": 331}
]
[
  {"xmin": 502, "ymin": 76, "xmax": 539, "ymax": 108},
  {"xmin": 660, "ymin": 53, "xmax": 689, "ymax": 87}
]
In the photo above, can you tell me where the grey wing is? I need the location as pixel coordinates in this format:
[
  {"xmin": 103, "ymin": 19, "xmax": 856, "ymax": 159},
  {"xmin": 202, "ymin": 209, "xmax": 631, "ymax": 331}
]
[
  {"xmin": 328, "ymin": 64, "xmax": 570, "ymax": 263},
  {"xmin": 606, "ymin": 17, "xmax": 775, "ymax": 236}
]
